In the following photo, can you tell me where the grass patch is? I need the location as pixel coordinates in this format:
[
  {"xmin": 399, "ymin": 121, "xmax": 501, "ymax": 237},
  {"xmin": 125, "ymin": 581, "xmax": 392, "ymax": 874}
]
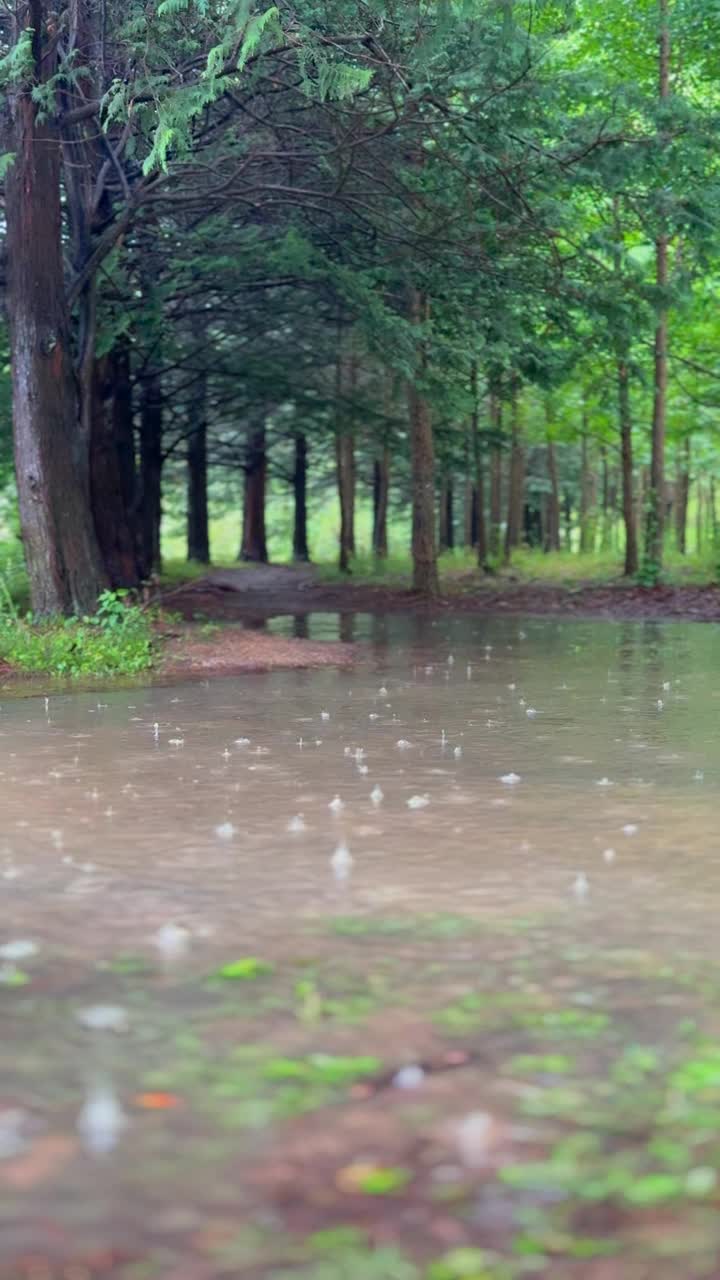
[{"xmin": 0, "ymin": 590, "xmax": 154, "ymax": 677}]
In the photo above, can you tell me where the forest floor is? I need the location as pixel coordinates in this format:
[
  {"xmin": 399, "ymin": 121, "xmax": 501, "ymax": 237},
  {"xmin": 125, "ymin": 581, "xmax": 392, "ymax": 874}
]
[{"xmin": 161, "ymin": 562, "xmax": 720, "ymax": 626}]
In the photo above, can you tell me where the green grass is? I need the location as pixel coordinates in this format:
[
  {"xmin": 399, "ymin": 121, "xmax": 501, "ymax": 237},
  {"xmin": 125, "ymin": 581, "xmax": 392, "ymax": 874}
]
[{"xmin": 0, "ymin": 590, "xmax": 154, "ymax": 677}]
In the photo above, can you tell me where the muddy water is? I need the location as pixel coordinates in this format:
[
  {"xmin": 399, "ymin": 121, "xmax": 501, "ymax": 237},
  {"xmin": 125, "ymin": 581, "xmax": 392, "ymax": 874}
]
[{"xmin": 3, "ymin": 615, "xmax": 720, "ymax": 1278}]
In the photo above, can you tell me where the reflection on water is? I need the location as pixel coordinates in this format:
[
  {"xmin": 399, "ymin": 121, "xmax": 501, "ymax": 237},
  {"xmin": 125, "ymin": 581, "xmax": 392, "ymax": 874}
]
[{"xmin": 3, "ymin": 614, "xmax": 720, "ymax": 1272}]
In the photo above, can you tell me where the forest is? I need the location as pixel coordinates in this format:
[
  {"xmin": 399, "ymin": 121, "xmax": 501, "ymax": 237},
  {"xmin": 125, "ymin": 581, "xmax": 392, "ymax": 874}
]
[{"xmin": 0, "ymin": 0, "xmax": 719, "ymax": 618}]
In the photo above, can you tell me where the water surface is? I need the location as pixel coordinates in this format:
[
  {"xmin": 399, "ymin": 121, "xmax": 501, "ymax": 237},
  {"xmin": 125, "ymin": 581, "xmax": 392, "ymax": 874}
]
[{"xmin": 3, "ymin": 615, "xmax": 720, "ymax": 1278}]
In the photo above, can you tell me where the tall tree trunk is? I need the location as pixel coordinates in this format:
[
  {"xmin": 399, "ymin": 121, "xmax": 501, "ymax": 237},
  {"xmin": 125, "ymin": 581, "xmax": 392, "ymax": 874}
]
[
  {"xmin": 710, "ymin": 477, "xmax": 718, "ymax": 546},
  {"xmin": 186, "ymin": 372, "xmax": 210, "ymax": 564},
  {"xmin": 336, "ymin": 435, "xmax": 355, "ymax": 572},
  {"xmin": 579, "ymin": 412, "xmax": 594, "ymax": 553},
  {"xmin": 372, "ymin": 448, "xmax": 390, "ymax": 559},
  {"xmin": 464, "ymin": 475, "xmax": 478, "ymax": 548},
  {"xmin": 407, "ymin": 289, "xmax": 439, "ymax": 596},
  {"xmin": 438, "ymin": 477, "xmax": 455, "ymax": 552},
  {"xmin": 292, "ymin": 433, "xmax": 310, "ymax": 562},
  {"xmin": 335, "ymin": 347, "xmax": 356, "ymax": 572},
  {"xmin": 563, "ymin": 490, "xmax": 573, "ymax": 550},
  {"xmin": 617, "ymin": 360, "xmax": 639, "ymax": 575},
  {"xmin": 240, "ymin": 424, "xmax": 268, "ymax": 563},
  {"xmin": 504, "ymin": 388, "xmax": 524, "ymax": 562},
  {"xmin": 139, "ymin": 371, "xmax": 163, "ymax": 578},
  {"xmin": 471, "ymin": 365, "xmax": 488, "ymax": 566},
  {"xmin": 599, "ymin": 446, "xmax": 613, "ymax": 552},
  {"xmin": 675, "ymin": 438, "xmax": 690, "ymax": 554},
  {"xmin": 645, "ymin": 0, "xmax": 671, "ymax": 577},
  {"xmin": 113, "ymin": 341, "xmax": 138, "ymax": 549},
  {"xmin": 544, "ymin": 409, "xmax": 561, "ymax": 553},
  {"xmin": 488, "ymin": 393, "xmax": 503, "ymax": 559},
  {"xmin": 4, "ymin": 0, "xmax": 106, "ymax": 615},
  {"xmin": 90, "ymin": 353, "xmax": 141, "ymax": 588}
]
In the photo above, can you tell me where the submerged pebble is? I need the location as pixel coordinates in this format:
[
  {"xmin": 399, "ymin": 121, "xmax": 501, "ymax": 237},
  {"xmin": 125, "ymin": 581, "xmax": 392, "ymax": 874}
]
[{"xmin": 393, "ymin": 1064, "xmax": 425, "ymax": 1090}]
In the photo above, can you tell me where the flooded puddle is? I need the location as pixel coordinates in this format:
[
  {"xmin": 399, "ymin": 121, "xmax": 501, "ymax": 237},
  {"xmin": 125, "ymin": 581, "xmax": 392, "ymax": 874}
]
[{"xmin": 3, "ymin": 615, "xmax": 720, "ymax": 1278}]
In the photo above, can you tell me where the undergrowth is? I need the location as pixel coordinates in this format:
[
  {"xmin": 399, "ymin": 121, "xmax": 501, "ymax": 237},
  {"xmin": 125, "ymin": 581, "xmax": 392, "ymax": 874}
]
[{"xmin": 0, "ymin": 589, "xmax": 154, "ymax": 677}]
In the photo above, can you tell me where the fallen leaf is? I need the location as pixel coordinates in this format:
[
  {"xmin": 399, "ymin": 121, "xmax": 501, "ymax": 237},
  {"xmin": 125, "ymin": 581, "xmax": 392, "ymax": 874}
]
[
  {"xmin": 134, "ymin": 1092, "xmax": 182, "ymax": 1110},
  {"xmin": 0, "ymin": 1135, "xmax": 76, "ymax": 1189}
]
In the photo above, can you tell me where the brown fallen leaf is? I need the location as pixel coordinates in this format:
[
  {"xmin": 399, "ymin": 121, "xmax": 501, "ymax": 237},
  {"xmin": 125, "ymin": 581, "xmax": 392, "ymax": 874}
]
[{"xmin": 0, "ymin": 1135, "xmax": 77, "ymax": 1190}]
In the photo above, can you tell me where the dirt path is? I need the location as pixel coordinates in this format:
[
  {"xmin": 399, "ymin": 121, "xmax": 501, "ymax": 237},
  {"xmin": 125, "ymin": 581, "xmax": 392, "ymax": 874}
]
[{"xmin": 161, "ymin": 564, "xmax": 720, "ymax": 624}]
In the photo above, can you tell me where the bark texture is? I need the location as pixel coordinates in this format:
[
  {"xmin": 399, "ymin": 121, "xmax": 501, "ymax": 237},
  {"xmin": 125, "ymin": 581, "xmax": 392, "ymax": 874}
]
[
  {"xmin": 90, "ymin": 352, "xmax": 141, "ymax": 588},
  {"xmin": 4, "ymin": 0, "xmax": 106, "ymax": 615},
  {"xmin": 618, "ymin": 360, "xmax": 639, "ymax": 576},
  {"xmin": 187, "ymin": 372, "xmax": 210, "ymax": 564},
  {"xmin": 504, "ymin": 389, "xmax": 524, "ymax": 561},
  {"xmin": 675, "ymin": 438, "xmax": 690, "ymax": 554},
  {"xmin": 645, "ymin": 0, "xmax": 671, "ymax": 573},
  {"xmin": 292, "ymin": 433, "xmax": 310, "ymax": 562},
  {"xmin": 241, "ymin": 424, "xmax": 268, "ymax": 563},
  {"xmin": 139, "ymin": 371, "xmax": 163, "ymax": 577},
  {"xmin": 372, "ymin": 448, "xmax": 390, "ymax": 559},
  {"xmin": 407, "ymin": 290, "xmax": 439, "ymax": 596}
]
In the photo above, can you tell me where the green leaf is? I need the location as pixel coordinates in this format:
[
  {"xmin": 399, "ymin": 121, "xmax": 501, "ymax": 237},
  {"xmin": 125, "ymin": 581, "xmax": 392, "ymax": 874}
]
[{"xmin": 213, "ymin": 957, "xmax": 274, "ymax": 980}]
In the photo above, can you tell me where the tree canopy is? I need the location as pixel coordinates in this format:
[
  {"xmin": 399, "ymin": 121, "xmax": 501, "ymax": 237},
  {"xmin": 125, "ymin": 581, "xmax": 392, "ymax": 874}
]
[{"xmin": 1, "ymin": 0, "xmax": 719, "ymax": 611}]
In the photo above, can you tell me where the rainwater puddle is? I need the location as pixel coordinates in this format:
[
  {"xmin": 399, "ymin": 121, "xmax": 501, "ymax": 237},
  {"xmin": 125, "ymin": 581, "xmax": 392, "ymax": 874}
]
[{"xmin": 2, "ymin": 614, "xmax": 720, "ymax": 1277}]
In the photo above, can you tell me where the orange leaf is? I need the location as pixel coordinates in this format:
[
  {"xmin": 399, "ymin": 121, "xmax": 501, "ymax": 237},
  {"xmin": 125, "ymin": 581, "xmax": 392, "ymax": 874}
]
[{"xmin": 134, "ymin": 1092, "xmax": 182, "ymax": 1110}]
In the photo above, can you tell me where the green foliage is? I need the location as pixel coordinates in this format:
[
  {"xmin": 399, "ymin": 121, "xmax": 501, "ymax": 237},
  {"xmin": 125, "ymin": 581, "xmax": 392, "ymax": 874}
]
[
  {"xmin": 0, "ymin": 591, "xmax": 154, "ymax": 677},
  {"xmin": 0, "ymin": 28, "xmax": 34, "ymax": 86},
  {"xmin": 212, "ymin": 957, "xmax": 275, "ymax": 980},
  {"xmin": 352, "ymin": 1167, "xmax": 412, "ymax": 1196}
]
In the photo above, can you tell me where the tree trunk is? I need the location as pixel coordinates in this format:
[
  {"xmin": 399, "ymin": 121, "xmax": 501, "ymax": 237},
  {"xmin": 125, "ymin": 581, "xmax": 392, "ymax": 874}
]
[
  {"xmin": 617, "ymin": 360, "xmax": 639, "ymax": 576},
  {"xmin": 187, "ymin": 372, "xmax": 210, "ymax": 564},
  {"xmin": 139, "ymin": 371, "xmax": 163, "ymax": 578},
  {"xmin": 372, "ymin": 448, "xmax": 390, "ymax": 559},
  {"xmin": 407, "ymin": 290, "xmax": 439, "ymax": 596},
  {"xmin": 696, "ymin": 478, "xmax": 703, "ymax": 553},
  {"xmin": 645, "ymin": 0, "xmax": 671, "ymax": 577},
  {"xmin": 336, "ymin": 434, "xmax": 355, "ymax": 572},
  {"xmin": 504, "ymin": 388, "xmax": 524, "ymax": 562},
  {"xmin": 464, "ymin": 480, "xmax": 478, "ymax": 548},
  {"xmin": 4, "ymin": 0, "xmax": 106, "ymax": 615},
  {"xmin": 544, "ymin": 421, "xmax": 561, "ymax": 553},
  {"xmin": 240, "ymin": 424, "xmax": 268, "ymax": 563},
  {"xmin": 563, "ymin": 490, "xmax": 573, "ymax": 549},
  {"xmin": 292, "ymin": 433, "xmax": 310, "ymax": 562},
  {"xmin": 488, "ymin": 398, "xmax": 503, "ymax": 561},
  {"xmin": 90, "ymin": 353, "xmax": 141, "ymax": 588},
  {"xmin": 439, "ymin": 477, "xmax": 455, "ymax": 552},
  {"xmin": 675, "ymin": 438, "xmax": 690, "ymax": 554},
  {"xmin": 113, "ymin": 341, "xmax": 138, "ymax": 548},
  {"xmin": 470, "ymin": 365, "xmax": 488, "ymax": 566},
  {"xmin": 599, "ymin": 446, "xmax": 614, "ymax": 552},
  {"xmin": 334, "ymin": 346, "xmax": 356, "ymax": 573},
  {"xmin": 579, "ymin": 416, "xmax": 594, "ymax": 553}
]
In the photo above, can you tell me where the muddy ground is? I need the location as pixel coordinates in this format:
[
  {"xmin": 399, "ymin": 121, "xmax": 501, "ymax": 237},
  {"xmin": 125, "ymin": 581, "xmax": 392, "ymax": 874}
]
[{"xmin": 160, "ymin": 566, "xmax": 720, "ymax": 627}]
